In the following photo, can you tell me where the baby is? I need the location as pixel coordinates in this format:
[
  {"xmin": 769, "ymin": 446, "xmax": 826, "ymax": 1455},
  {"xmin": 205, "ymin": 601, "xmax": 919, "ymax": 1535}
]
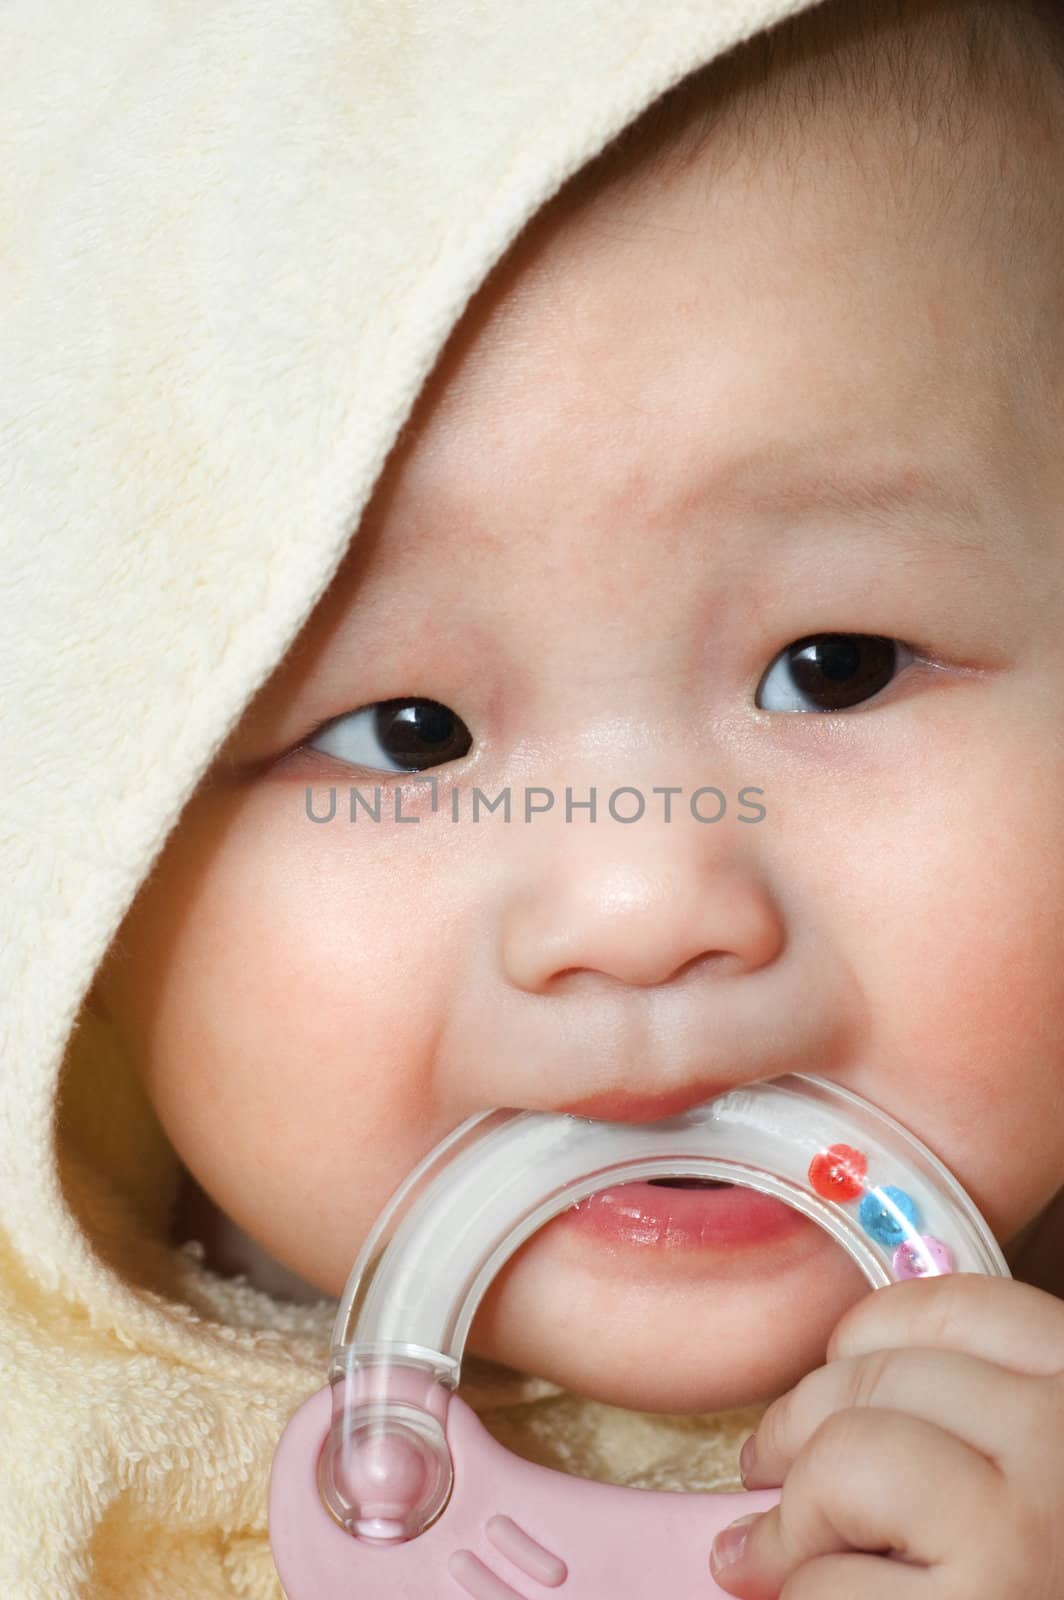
[{"xmin": 88, "ymin": 0, "xmax": 1064, "ymax": 1592}]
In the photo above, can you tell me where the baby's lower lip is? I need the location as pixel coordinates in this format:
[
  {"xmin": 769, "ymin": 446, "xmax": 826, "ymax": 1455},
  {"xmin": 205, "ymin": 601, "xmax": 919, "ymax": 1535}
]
[{"xmin": 551, "ymin": 1178, "xmax": 816, "ymax": 1252}]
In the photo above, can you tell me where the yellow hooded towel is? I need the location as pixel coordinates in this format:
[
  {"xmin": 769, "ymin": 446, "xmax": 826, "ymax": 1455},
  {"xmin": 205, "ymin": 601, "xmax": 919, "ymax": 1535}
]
[{"xmin": 9, "ymin": 0, "xmax": 1061, "ymax": 1594}]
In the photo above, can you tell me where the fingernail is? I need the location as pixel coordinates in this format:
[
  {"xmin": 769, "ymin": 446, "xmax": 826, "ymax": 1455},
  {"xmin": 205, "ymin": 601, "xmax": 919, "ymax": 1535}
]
[
  {"xmin": 738, "ymin": 1433, "xmax": 757, "ymax": 1481},
  {"xmin": 710, "ymin": 1512, "xmax": 760, "ymax": 1575}
]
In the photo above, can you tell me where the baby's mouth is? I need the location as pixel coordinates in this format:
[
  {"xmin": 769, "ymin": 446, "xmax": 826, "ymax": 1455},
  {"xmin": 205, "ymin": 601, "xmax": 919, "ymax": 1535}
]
[{"xmin": 647, "ymin": 1178, "xmax": 732, "ymax": 1189}]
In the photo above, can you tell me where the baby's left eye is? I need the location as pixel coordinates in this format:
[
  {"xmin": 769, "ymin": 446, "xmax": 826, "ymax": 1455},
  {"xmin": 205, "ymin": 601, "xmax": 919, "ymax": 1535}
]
[{"xmin": 756, "ymin": 633, "xmax": 916, "ymax": 713}]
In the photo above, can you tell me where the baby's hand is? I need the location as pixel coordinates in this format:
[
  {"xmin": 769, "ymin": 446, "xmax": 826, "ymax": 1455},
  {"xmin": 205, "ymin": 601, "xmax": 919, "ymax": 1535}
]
[{"xmin": 708, "ymin": 1274, "xmax": 1064, "ymax": 1599}]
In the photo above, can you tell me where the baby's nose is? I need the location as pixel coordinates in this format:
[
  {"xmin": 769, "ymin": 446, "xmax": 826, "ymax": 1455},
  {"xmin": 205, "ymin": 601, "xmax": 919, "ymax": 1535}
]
[
  {"xmin": 499, "ymin": 837, "xmax": 783, "ymax": 995},
  {"xmin": 457, "ymin": 786, "xmax": 856, "ymax": 1127}
]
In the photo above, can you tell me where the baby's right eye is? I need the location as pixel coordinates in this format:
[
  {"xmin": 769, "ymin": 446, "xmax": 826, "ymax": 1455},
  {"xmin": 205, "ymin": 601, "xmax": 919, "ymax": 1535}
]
[{"xmin": 307, "ymin": 698, "xmax": 473, "ymax": 775}]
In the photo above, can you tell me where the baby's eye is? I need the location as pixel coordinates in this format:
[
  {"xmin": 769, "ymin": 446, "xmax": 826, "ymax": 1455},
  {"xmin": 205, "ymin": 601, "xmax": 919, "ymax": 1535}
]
[
  {"xmin": 307, "ymin": 697, "xmax": 473, "ymax": 774},
  {"xmin": 756, "ymin": 633, "xmax": 916, "ymax": 713}
]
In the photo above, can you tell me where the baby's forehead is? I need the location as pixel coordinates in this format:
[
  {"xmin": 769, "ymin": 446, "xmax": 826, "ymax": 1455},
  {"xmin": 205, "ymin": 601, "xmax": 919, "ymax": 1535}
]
[
  {"xmin": 401, "ymin": 65, "xmax": 1062, "ymax": 493},
  {"xmin": 336, "ymin": 247, "xmax": 1044, "ymax": 636}
]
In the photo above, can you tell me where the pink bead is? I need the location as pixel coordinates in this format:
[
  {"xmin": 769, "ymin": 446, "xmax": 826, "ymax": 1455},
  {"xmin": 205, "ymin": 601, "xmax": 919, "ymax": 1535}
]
[{"xmin": 891, "ymin": 1234, "xmax": 954, "ymax": 1279}]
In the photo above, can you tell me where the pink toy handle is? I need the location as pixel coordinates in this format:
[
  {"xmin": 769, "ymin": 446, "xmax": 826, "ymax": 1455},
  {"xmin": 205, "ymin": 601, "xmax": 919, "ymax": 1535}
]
[
  {"xmin": 268, "ymin": 1074, "xmax": 1009, "ymax": 1597},
  {"xmin": 271, "ymin": 1375, "xmax": 783, "ymax": 1598}
]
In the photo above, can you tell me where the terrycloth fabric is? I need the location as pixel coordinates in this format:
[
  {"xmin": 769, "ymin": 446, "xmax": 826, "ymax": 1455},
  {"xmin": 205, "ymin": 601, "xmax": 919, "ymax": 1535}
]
[{"xmin": 0, "ymin": 0, "xmax": 906, "ymax": 1592}]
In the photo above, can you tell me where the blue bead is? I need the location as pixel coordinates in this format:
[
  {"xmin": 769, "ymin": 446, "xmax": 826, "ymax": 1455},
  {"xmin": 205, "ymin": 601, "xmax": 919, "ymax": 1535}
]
[{"xmin": 858, "ymin": 1185, "xmax": 920, "ymax": 1247}]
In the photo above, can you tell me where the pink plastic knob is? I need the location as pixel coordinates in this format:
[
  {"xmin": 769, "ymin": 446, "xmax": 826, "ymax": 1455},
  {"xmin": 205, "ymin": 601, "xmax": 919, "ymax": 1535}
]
[{"xmin": 338, "ymin": 1430, "xmax": 428, "ymax": 1520}]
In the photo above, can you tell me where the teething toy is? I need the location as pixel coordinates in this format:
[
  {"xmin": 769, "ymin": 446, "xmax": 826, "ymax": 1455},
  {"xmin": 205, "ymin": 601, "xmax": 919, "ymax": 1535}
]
[{"xmin": 268, "ymin": 1072, "xmax": 1009, "ymax": 1598}]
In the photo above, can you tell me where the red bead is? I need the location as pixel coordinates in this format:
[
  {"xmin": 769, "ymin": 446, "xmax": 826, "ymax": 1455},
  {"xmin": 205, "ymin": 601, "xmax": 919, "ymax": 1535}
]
[{"xmin": 808, "ymin": 1143, "xmax": 867, "ymax": 1201}]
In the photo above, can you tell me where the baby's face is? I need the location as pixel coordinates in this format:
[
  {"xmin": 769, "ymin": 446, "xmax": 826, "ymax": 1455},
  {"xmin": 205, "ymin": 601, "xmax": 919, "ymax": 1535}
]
[{"xmin": 93, "ymin": 84, "xmax": 1064, "ymax": 1413}]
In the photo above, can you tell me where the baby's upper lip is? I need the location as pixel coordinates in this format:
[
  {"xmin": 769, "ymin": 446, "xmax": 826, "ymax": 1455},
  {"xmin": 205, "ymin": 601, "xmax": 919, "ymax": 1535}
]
[{"xmin": 555, "ymin": 1081, "xmax": 737, "ymax": 1123}]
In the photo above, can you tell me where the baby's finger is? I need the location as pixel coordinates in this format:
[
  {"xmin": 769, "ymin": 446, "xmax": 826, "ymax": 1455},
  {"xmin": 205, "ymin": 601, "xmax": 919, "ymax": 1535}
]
[
  {"xmin": 742, "ymin": 1345, "xmax": 1035, "ymax": 1488},
  {"xmin": 711, "ymin": 1407, "xmax": 999, "ymax": 1600},
  {"xmin": 754, "ymin": 1550, "xmax": 929, "ymax": 1600},
  {"xmin": 826, "ymin": 1273, "xmax": 1064, "ymax": 1377}
]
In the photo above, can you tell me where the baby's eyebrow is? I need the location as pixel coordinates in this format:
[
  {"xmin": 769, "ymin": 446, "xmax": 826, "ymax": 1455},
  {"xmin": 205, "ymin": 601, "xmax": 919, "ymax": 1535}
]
[{"xmin": 708, "ymin": 448, "xmax": 998, "ymax": 558}]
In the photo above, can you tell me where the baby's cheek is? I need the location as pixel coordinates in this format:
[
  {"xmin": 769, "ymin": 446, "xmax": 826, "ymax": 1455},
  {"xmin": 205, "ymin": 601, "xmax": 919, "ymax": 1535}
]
[
  {"xmin": 119, "ymin": 783, "xmax": 462, "ymax": 1294},
  {"xmin": 857, "ymin": 756, "xmax": 1064, "ymax": 1241}
]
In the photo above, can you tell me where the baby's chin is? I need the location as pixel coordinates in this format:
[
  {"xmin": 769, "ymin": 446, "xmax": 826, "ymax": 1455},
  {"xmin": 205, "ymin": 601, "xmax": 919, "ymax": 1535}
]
[{"xmin": 463, "ymin": 1214, "xmax": 867, "ymax": 1415}]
